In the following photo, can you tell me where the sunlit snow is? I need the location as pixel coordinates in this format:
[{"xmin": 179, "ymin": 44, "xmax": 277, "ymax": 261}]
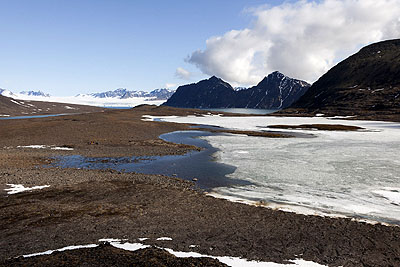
[
  {"xmin": 16, "ymin": 145, "xmax": 74, "ymax": 151},
  {"xmin": 5, "ymin": 184, "xmax": 50, "ymax": 194},
  {"xmin": 22, "ymin": 238, "xmax": 326, "ymax": 266}
]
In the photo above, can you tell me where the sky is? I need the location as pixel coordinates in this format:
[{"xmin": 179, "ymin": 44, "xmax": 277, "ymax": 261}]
[{"xmin": 0, "ymin": 0, "xmax": 400, "ymax": 96}]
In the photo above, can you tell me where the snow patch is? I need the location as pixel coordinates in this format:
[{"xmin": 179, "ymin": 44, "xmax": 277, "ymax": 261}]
[
  {"xmin": 20, "ymin": 239, "xmax": 326, "ymax": 266},
  {"xmin": 5, "ymin": 184, "xmax": 50, "ymax": 195},
  {"xmin": 156, "ymin": 237, "xmax": 172, "ymax": 241},
  {"xmin": 164, "ymin": 248, "xmax": 326, "ymax": 266},
  {"xmin": 17, "ymin": 145, "xmax": 47, "ymax": 149},
  {"xmin": 51, "ymin": 146, "xmax": 74, "ymax": 151},
  {"xmin": 23, "ymin": 245, "xmax": 98, "ymax": 258},
  {"xmin": 17, "ymin": 145, "xmax": 73, "ymax": 151}
]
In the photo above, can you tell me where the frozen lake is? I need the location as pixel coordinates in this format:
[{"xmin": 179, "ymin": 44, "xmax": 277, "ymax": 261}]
[{"xmin": 144, "ymin": 115, "xmax": 400, "ymax": 225}]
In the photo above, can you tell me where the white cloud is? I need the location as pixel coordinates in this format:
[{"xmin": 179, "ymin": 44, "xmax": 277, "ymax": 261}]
[
  {"xmin": 175, "ymin": 67, "xmax": 192, "ymax": 80},
  {"xmin": 187, "ymin": 0, "xmax": 400, "ymax": 85},
  {"xmin": 165, "ymin": 83, "xmax": 177, "ymax": 89}
]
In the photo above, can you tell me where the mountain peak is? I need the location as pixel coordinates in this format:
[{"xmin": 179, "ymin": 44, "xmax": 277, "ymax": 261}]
[
  {"xmin": 208, "ymin": 75, "xmax": 221, "ymax": 82},
  {"xmin": 270, "ymin": 70, "xmax": 284, "ymax": 76}
]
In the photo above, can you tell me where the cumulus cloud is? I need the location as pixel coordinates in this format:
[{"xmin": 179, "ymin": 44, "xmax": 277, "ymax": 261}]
[
  {"xmin": 165, "ymin": 83, "xmax": 177, "ymax": 89},
  {"xmin": 175, "ymin": 67, "xmax": 192, "ymax": 80},
  {"xmin": 187, "ymin": 0, "xmax": 400, "ymax": 85}
]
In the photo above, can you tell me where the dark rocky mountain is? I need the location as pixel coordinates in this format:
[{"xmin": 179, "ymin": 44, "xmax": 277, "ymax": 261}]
[
  {"xmin": 163, "ymin": 76, "xmax": 237, "ymax": 108},
  {"xmin": 284, "ymin": 39, "xmax": 400, "ymax": 120},
  {"xmin": 83, "ymin": 88, "xmax": 175, "ymax": 100},
  {"xmin": 236, "ymin": 71, "xmax": 310, "ymax": 109},
  {"xmin": 20, "ymin": 90, "xmax": 50, "ymax": 97},
  {"xmin": 163, "ymin": 72, "xmax": 310, "ymax": 109}
]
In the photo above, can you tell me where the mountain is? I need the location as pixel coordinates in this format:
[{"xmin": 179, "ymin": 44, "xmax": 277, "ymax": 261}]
[
  {"xmin": 284, "ymin": 39, "xmax": 400, "ymax": 119},
  {"xmin": 163, "ymin": 72, "xmax": 310, "ymax": 109},
  {"xmin": 82, "ymin": 88, "xmax": 175, "ymax": 100},
  {"xmin": 163, "ymin": 76, "xmax": 236, "ymax": 108},
  {"xmin": 20, "ymin": 90, "xmax": 50, "ymax": 97}
]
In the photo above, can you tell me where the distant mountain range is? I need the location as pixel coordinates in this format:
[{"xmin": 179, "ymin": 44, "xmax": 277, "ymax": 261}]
[
  {"xmin": 163, "ymin": 71, "xmax": 310, "ymax": 109},
  {"xmin": 0, "ymin": 88, "xmax": 175, "ymax": 101},
  {"xmin": 282, "ymin": 39, "xmax": 400, "ymax": 120},
  {"xmin": 0, "ymin": 88, "xmax": 174, "ymax": 108},
  {"xmin": 77, "ymin": 88, "xmax": 175, "ymax": 100},
  {"xmin": 20, "ymin": 90, "xmax": 50, "ymax": 97}
]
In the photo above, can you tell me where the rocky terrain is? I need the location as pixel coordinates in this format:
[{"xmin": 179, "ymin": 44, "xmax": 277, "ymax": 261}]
[
  {"xmin": 281, "ymin": 39, "xmax": 400, "ymax": 120},
  {"xmin": 0, "ymin": 106, "xmax": 399, "ymax": 266},
  {"xmin": 163, "ymin": 72, "xmax": 310, "ymax": 109}
]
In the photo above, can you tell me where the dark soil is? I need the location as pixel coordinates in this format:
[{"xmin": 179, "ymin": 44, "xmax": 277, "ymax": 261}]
[
  {"xmin": 191, "ymin": 128, "xmax": 293, "ymax": 138},
  {"xmin": 268, "ymin": 124, "xmax": 364, "ymax": 131}
]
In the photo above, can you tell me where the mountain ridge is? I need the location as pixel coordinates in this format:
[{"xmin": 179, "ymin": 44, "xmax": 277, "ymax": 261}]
[
  {"xmin": 281, "ymin": 39, "xmax": 400, "ymax": 120},
  {"xmin": 163, "ymin": 72, "xmax": 310, "ymax": 109},
  {"xmin": 78, "ymin": 88, "xmax": 175, "ymax": 100}
]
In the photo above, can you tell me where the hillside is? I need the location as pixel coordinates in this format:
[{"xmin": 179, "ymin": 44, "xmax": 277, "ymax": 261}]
[
  {"xmin": 0, "ymin": 95, "xmax": 104, "ymax": 117},
  {"xmin": 283, "ymin": 39, "xmax": 400, "ymax": 120},
  {"xmin": 163, "ymin": 72, "xmax": 310, "ymax": 109}
]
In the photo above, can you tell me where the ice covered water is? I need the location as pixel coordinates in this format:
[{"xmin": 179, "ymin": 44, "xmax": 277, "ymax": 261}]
[
  {"xmin": 206, "ymin": 134, "xmax": 400, "ymax": 224},
  {"xmin": 152, "ymin": 115, "xmax": 400, "ymax": 225}
]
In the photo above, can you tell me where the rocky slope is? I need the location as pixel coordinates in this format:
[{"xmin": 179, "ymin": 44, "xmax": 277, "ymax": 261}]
[
  {"xmin": 283, "ymin": 39, "xmax": 400, "ymax": 120},
  {"xmin": 0, "ymin": 95, "xmax": 103, "ymax": 117},
  {"xmin": 163, "ymin": 72, "xmax": 310, "ymax": 109}
]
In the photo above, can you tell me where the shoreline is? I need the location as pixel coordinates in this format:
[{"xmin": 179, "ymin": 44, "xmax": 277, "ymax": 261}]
[{"xmin": 1, "ymin": 106, "xmax": 400, "ymax": 266}]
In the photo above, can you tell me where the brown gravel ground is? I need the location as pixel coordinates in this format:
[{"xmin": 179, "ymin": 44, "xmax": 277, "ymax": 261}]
[{"xmin": 1, "ymin": 105, "xmax": 400, "ymax": 266}]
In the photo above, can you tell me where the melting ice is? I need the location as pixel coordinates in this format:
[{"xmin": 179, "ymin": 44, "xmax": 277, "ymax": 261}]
[{"xmin": 149, "ymin": 115, "xmax": 400, "ymax": 225}]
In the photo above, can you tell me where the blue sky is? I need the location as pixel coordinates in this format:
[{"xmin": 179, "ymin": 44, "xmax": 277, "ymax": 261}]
[
  {"xmin": 1, "ymin": 0, "xmax": 399, "ymax": 96},
  {"xmin": 0, "ymin": 0, "xmax": 287, "ymax": 96}
]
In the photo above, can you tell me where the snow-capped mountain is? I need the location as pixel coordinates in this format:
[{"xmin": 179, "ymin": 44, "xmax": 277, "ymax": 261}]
[
  {"xmin": 79, "ymin": 88, "xmax": 175, "ymax": 100},
  {"xmin": 20, "ymin": 90, "xmax": 50, "ymax": 97}
]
